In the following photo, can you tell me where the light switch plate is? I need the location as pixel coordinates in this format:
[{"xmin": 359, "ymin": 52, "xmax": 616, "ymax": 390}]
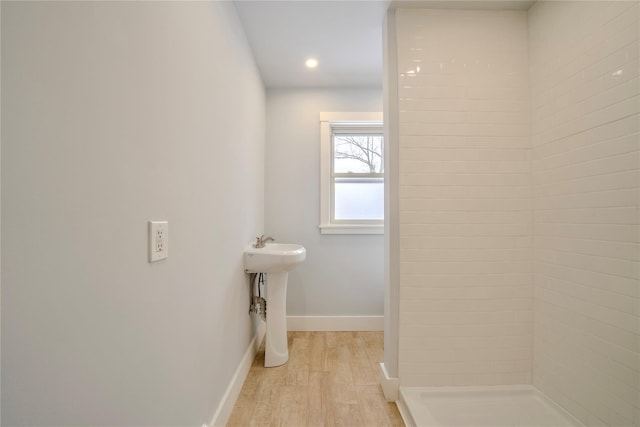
[{"xmin": 149, "ymin": 221, "xmax": 168, "ymax": 262}]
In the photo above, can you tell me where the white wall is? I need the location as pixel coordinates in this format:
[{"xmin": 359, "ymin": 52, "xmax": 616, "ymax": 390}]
[
  {"xmin": 395, "ymin": 9, "xmax": 532, "ymax": 387},
  {"xmin": 1, "ymin": 2, "xmax": 264, "ymax": 425},
  {"xmin": 529, "ymin": 2, "xmax": 640, "ymax": 426},
  {"xmin": 265, "ymin": 89, "xmax": 384, "ymax": 319}
]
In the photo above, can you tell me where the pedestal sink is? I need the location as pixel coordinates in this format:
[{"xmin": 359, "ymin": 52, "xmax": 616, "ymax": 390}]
[{"xmin": 244, "ymin": 242, "xmax": 306, "ymax": 367}]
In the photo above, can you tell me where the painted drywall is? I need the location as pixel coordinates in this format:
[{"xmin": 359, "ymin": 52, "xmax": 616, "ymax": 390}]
[
  {"xmin": 1, "ymin": 2, "xmax": 264, "ymax": 425},
  {"xmin": 394, "ymin": 9, "xmax": 532, "ymax": 387},
  {"xmin": 529, "ymin": 2, "xmax": 640, "ymax": 426},
  {"xmin": 265, "ymin": 88, "xmax": 384, "ymax": 317}
]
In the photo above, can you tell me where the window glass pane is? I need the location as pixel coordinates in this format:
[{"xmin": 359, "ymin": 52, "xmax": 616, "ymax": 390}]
[
  {"xmin": 334, "ymin": 178, "xmax": 383, "ymax": 220},
  {"xmin": 333, "ymin": 134, "xmax": 384, "ymax": 173}
]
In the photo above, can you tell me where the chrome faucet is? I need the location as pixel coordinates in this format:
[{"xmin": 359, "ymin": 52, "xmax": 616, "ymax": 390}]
[{"xmin": 254, "ymin": 235, "xmax": 275, "ymax": 248}]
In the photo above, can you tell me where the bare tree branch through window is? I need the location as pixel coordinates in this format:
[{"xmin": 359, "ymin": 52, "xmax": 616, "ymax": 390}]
[{"xmin": 334, "ymin": 135, "xmax": 383, "ymax": 173}]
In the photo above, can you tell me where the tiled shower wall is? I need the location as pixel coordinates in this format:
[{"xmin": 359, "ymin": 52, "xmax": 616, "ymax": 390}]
[
  {"xmin": 396, "ymin": 9, "xmax": 532, "ymax": 386},
  {"xmin": 394, "ymin": 3, "xmax": 640, "ymax": 425},
  {"xmin": 529, "ymin": 2, "xmax": 639, "ymax": 426}
]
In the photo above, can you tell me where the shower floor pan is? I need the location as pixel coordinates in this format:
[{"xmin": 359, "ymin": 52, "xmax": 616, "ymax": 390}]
[{"xmin": 399, "ymin": 385, "xmax": 584, "ymax": 427}]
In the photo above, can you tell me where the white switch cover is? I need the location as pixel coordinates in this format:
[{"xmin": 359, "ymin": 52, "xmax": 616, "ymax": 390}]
[{"xmin": 149, "ymin": 221, "xmax": 168, "ymax": 262}]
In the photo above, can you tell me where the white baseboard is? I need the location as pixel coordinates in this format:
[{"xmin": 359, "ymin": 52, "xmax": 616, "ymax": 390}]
[
  {"xmin": 207, "ymin": 323, "xmax": 265, "ymax": 427},
  {"xmin": 379, "ymin": 362, "xmax": 399, "ymax": 401},
  {"xmin": 396, "ymin": 390, "xmax": 416, "ymax": 427},
  {"xmin": 287, "ymin": 315, "xmax": 383, "ymax": 331}
]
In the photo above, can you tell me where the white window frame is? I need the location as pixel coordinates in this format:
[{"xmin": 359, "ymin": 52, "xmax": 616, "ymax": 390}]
[{"xmin": 319, "ymin": 112, "xmax": 384, "ymax": 235}]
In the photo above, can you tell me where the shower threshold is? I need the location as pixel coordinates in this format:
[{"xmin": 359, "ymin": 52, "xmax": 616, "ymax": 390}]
[{"xmin": 398, "ymin": 385, "xmax": 584, "ymax": 427}]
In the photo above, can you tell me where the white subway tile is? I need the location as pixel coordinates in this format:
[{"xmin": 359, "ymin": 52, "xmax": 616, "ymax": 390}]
[
  {"xmin": 401, "ymin": 160, "xmax": 530, "ymax": 174},
  {"xmin": 400, "ymin": 273, "xmax": 532, "ymax": 287},
  {"xmin": 534, "ymin": 234, "xmax": 639, "ymax": 262},
  {"xmin": 401, "ymin": 172, "xmax": 530, "ymax": 186},
  {"xmin": 401, "ymin": 310, "xmax": 533, "ymax": 327},
  {"xmin": 401, "ymin": 223, "xmax": 531, "ymax": 237},
  {"xmin": 603, "ymin": 58, "xmax": 639, "ymax": 90},
  {"xmin": 399, "ymin": 110, "xmax": 467, "ymax": 124},
  {"xmin": 401, "ymin": 210, "xmax": 532, "ymax": 225},
  {"xmin": 400, "ymin": 248, "xmax": 531, "ymax": 263},
  {"xmin": 536, "ymin": 321, "xmax": 640, "ymax": 392},
  {"xmin": 400, "ymin": 148, "xmax": 531, "ymax": 162},
  {"xmin": 401, "ymin": 184, "xmax": 531, "ymax": 199},
  {"xmin": 534, "ymin": 223, "xmax": 639, "ymax": 244},
  {"xmin": 534, "ymin": 206, "xmax": 638, "ymax": 226},
  {"xmin": 534, "ymin": 133, "xmax": 639, "ymax": 173},
  {"xmin": 399, "ymin": 97, "xmax": 468, "ymax": 112},
  {"xmin": 533, "ymin": 114, "xmax": 638, "ymax": 156},
  {"xmin": 584, "ymin": 74, "xmax": 639, "ymax": 116},
  {"xmin": 397, "ymin": 5, "xmax": 639, "ymax": 412},
  {"xmin": 535, "ymin": 283, "xmax": 639, "ymax": 334},
  {"xmin": 401, "ymin": 122, "xmax": 528, "ymax": 137},
  {"xmin": 401, "ymin": 260, "xmax": 531, "ymax": 275},
  {"xmin": 401, "ymin": 284, "xmax": 532, "ymax": 300},
  {"xmin": 400, "ymin": 297, "xmax": 533, "ymax": 313},
  {"xmin": 534, "ymin": 188, "xmax": 638, "ymax": 210},
  {"xmin": 535, "ymin": 259, "xmax": 639, "ymax": 298},
  {"xmin": 533, "ymin": 151, "xmax": 639, "ymax": 185},
  {"xmin": 535, "ymin": 274, "xmax": 639, "ymax": 317},
  {"xmin": 535, "ymin": 301, "xmax": 639, "ymax": 367},
  {"xmin": 401, "ymin": 197, "xmax": 531, "ymax": 212}
]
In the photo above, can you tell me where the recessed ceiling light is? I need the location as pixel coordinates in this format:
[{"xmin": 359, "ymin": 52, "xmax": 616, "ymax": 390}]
[{"xmin": 305, "ymin": 58, "xmax": 319, "ymax": 69}]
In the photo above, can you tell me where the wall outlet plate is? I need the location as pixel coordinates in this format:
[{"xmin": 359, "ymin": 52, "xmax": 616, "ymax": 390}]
[{"xmin": 149, "ymin": 221, "xmax": 168, "ymax": 262}]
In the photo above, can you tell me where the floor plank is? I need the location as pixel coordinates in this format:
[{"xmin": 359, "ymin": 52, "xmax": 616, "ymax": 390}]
[{"xmin": 226, "ymin": 331, "xmax": 404, "ymax": 427}]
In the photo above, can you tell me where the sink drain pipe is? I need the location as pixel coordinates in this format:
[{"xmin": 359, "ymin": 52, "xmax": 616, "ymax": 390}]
[{"xmin": 249, "ymin": 272, "xmax": 267, "ymax": 322}]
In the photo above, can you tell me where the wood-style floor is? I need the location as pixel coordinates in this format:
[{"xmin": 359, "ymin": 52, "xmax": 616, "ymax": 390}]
[{"xmin": 227, "ymin": 331, "xmax": 404, "ymax": 427}]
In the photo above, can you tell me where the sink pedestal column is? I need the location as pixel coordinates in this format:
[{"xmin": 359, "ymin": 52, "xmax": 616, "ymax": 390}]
[{"xmin": 264, "ymin": 272, "xmax": 289, "ymax": 367}]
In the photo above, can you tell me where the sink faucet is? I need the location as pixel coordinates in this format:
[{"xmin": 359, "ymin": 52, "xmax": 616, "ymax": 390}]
[{"xmin": 254, "ymin": 235, "xmax": 275, "ymax": 248}]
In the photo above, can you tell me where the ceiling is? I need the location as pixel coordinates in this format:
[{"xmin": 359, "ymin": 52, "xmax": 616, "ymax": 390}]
[{"xmin": 233, "ymin": 0, "xmax": 535, "ymax": 89}]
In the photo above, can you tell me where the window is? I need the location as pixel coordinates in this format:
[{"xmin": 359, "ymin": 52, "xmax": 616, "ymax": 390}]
[{"xmin": 319, "ymin": 112, "xmax": 384, "ymax": 234}]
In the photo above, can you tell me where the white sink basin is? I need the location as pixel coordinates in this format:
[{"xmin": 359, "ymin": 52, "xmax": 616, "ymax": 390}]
[
  {"xmin": 244, "ymin": 243, "xmax": 306, "ymax": 273},
  {"xmin": 244, "ymin": 241, "xmax": 306, "ymax": 367}
]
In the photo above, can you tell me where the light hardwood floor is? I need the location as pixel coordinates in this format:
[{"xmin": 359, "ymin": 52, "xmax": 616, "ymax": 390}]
[{"xmin": 226, "ymin": 331, "xmax": 404, "ymax": 427}]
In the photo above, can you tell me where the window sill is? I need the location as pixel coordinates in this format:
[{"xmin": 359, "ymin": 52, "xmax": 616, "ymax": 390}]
[{"xmin": 319, "ymin": 223, "xmax": 384, "ymax": 235}]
